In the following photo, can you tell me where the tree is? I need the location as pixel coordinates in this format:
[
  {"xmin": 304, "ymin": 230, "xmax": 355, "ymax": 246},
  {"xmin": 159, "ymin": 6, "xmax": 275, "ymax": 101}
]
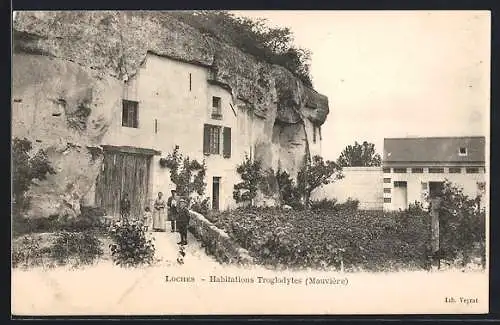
[
  {"xmin": 297, "ymin": 155, "xmax": 343, "ymax": 208},
  {"xmin": 233, "ymin": 155, "xmax": 263, "ymax": 206},
  {"xmin": 336, "ymin": 141, "xmax": 382, "ymax": 167},
  {"xmin": 12, "ymin": 137, "xmax": 56, "ymax": 217},
  {"xmin": 275, "ymin": 168, "xmax": 301, "ymax": 208},
  {"xmin": 434, "ymin": 180, "xmax": 486, "ymax": 267},
  {"xmin": 159, "ymin": 145, "xmax": 207, "ymax": 198}
]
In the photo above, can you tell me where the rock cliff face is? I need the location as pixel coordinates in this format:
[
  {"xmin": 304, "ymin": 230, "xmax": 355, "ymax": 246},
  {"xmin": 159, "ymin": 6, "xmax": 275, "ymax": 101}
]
[{"xmin": 12, "ymin": 11, "xmax": 329, "ymax": 217}]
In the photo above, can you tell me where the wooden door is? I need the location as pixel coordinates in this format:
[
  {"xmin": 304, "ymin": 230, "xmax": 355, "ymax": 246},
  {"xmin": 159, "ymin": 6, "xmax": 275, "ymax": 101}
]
[{"xmin": 95, "ymin": 150, "xmax": 152, "ymax": 219}]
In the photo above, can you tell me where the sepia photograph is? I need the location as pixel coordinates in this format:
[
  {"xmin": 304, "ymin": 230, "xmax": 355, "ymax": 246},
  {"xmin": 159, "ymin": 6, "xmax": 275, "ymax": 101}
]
[{"xmin": 11, "ymin": 10, "xmax": 490, "ymax": 315}]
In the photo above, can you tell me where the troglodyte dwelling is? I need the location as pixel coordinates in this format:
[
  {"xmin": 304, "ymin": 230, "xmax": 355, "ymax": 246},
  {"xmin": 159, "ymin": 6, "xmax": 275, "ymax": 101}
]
[{"xmin": 12, "ymin": 11, "xmax": 329, "ymax": 219}]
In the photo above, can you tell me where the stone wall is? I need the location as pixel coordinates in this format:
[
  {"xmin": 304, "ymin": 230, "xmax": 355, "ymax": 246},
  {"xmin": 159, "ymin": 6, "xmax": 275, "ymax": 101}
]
[{"xmin": 188, "ymin": 210, "xmax": 254, "ymax": 265}]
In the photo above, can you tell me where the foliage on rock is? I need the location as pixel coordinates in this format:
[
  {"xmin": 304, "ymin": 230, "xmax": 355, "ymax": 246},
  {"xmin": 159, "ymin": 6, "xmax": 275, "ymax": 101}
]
[
  {"xmin": 233, "ymin": 154, "xmax": 264, "ymax": 205},
  {"xmin": 190, "ymin": 196, "xmax": 211, "ymax": 216},
  {"xmin": 12, "ymin": 137, "xmax": 56, "ymax": 218},
  {"xmin": 108, "ymin": 221, "xmax": 156, "ymax": 267},
  {"xmin": 168, "ymin": 10, "xmax": 313, "ymax": 87},
  {"xmin": 336, "ymin": 141, "xmax": 382, "ymax": 167}
]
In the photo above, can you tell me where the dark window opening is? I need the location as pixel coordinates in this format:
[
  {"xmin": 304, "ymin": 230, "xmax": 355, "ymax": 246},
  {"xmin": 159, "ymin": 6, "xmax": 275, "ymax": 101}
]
[
  {"xmin": 383, "ymin": 188, "xmax": 391, "ymax": 194},
  {"xmin": 449, "ymin": 167, "xmax": 462, "ymax": 173},
  {"xmin": 212, "ymin": 96, "xmax": 222, "ymax": 120},
  {"xmin": 394, "ymin": 181, "xmax": 407, "ymax": 188},
  {"xmin": 154, "ymin": 119, "xmax": 158, "ymax": 134},
  {"xmin": 393, "ymin": 168, "xmax": 407, "ymax": 173},
  {"xmin": 122, "ymin": 100, "xmax": 138, "ymax": 128},
  {"xmin": 411, "ymin": 168, "xmax": 423, "ymax": 173},
  {"xmin": 313, "ymin": 127, "xmax": 317, "ymax": 143},
  {"xmin": 429, "ymin": 181, "xmax": 444, "ymax": 198},
  {"xmin": 189, "ymin": 73, "xmax": 192, "ymax": 91},
  {"xmin": 384, "ymin": 198, "xmax": 391, "ymax": 203},
  {"xmin": 212, "ymin": 177, "xmax": 221, "ymax": 211},
  {"xmin": 459, "ymin": 147, "xmax": 467, "ymax": 155},
  {"xmin": 466, "ymin": 167, "xmax": 480, "ymax": 174},
  {"xmin": 429, "ymin": 168, "xmax": 444, "ymax": 173},
  {"xmin": 383, "ymin": 168, "xmax": 391, "ymax": 173},
  {"xmin": 383, "ymin": 178, "xmax": 391, "ymax": 184}
]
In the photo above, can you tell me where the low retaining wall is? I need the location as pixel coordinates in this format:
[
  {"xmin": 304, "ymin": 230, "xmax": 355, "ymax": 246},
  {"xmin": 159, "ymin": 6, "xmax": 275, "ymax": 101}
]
[{"xmin": 188, "ymin": 210, "xmax": 254, "ymax": 265}]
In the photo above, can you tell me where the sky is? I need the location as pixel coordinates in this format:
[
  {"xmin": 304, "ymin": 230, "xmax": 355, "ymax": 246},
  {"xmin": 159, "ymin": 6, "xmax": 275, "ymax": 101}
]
[{"xmin": 232, "ymin": 11, "xmax": 491, "ymax": 161}]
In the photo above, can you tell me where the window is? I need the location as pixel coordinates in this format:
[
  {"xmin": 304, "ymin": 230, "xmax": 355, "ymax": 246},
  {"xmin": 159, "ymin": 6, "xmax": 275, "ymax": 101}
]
[
  {"xmin": 421, "ymin": 182, "xmax": 428, "ymax": 190},
  {"xmin": 411, "ymin": 168, "xmax": 423, "ymax": 173},
  {"xmin": 429, "ymin": 168, "xmax": 444, "ymax": 173},
  {"xmin": 204, "ymin": 124, "xmax": 231, "ymax": 157},
  {"xmin": 393, "ymin": 168, "xmax": 407, "ymax": 173},
  {"xmin": 122, "ymin": 100, "xmax": 138, "ymax": 128},
  {"xmin": 466, "ymin": 167, "xmax": 480, "ymax": 174},
  {"xmin": 449, "ymin": 167, "xmax": 462, "ymax": 174},
  {"xmin": 212, "ymin": 96, "xmax": 222, "ymax": 119},
  {"xmin": 383, "ymin": 178, "xmax": 391, "ymax": 184},
  {"xmin": 394, "ymin": 181, "xmax": 407, "ymax": 188},
  {"xmin": 203, "ymin": 124, "xmax": 220, "ymax": 155},
  {"xmin": 189, "ymin": 73, "xmax": 192, "ymax": 91},
  {"xmin": 383, "ymin": 168, "xmax": 391, "ymax": 173},
  {"xmin": 313, "ymin": 127, "xmax": 317, "ymax": 143},
  {"xmin": 383, "ymin": 188, "xmax": 391, "ymax": 194},
  {"xmin": 459, "ymin": 147, "xmax": 467, "ymax": 156},
  {"xmin": 384, "ymin": 198, "xmax": 391, "ymax": 203}
]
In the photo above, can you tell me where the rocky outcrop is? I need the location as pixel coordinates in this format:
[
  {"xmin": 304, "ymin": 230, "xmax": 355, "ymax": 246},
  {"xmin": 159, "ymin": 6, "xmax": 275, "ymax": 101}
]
[{"xmin": 12, "ymin": 11, "xmax": 330, "ymax": 217}]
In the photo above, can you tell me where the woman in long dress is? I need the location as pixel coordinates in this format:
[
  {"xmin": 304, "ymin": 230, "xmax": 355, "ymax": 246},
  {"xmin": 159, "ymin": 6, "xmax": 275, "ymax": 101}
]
[{"xmin": 153, "ymin": 192, "xmax": 166, "ymax": 232}]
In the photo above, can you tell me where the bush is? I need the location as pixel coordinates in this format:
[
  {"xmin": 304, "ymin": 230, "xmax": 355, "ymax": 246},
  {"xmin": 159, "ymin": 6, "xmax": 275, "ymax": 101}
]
[
  {"xmin": 108, "ymin": 221, "xmax": 156, "ymax": 267},
  {"xmin": 334, "ymin": 198, "xmax": 359, "ymax": 212},
  {"xmin": 12, "ymin": 234, "xmax": 44, "ymax": 268},
  {"xmin": 49, "ymin": 231, "xmax": 104, "ymax": 267},
  {"xmin": 12, "ymin": 232, "xmax": 104, "ymax": 268},
  {"xmin": 13, "ymin": 212, "xmax": 107, "ymax": 236},
  {"xmin": 212, "ymin": 207, "xmax": 430, "ymax": 271},
  {"xmin": 190, "ymin": 196, "xmax": 210, "ymax": 216},
  {"xmin": 310, "ymin": 198, "xmax": 337, "ymax": 212}
]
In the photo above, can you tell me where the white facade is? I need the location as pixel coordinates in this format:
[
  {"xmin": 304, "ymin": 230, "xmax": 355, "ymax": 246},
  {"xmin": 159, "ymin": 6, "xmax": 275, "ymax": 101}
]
[
  {"xmin": 383, "ymin": 165, "xmax": 486, "ymax": 211},
  {"xmin": 97, "ymin": 53, "xmax": 246, "ymax": 211}
]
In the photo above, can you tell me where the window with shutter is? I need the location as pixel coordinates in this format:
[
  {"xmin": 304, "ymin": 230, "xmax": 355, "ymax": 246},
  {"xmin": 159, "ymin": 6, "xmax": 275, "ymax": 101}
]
[
  {"xmin": 203, "ymin": 124, "xmax": 211, "ymax": 155},
  {"xmin": 223, "ymin": 127, "xmax": 231, "ymax": 158}
]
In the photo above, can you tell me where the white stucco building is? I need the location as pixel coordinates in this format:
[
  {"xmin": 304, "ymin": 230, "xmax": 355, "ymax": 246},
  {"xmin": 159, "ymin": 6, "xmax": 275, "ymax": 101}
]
[
  {"xmin": 382, "ymin": 136, "xmax": 486, "ymax": 211},
  {"xmin": 82, "ymin": 52, "xmax": 324, "ymax": 217}
]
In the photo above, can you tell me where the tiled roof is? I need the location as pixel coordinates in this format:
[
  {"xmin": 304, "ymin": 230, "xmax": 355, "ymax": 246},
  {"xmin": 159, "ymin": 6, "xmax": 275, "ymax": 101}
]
[{"xmin": 383, "ymin": 136, "xmax": 485, "ymax": 163}]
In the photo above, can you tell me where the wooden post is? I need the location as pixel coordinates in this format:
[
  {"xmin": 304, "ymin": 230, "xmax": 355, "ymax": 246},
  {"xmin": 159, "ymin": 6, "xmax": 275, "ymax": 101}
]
[{"xmin": 429, "ymin": 197, "xmax": 441, "ymax": 270}]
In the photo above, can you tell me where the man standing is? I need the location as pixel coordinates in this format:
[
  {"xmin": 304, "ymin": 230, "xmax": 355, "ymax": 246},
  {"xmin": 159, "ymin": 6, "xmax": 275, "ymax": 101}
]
[
  {"xmin": 167, "ymin": 189, "xmax": 178, "ymax": 233},
  {"xmin": 120, "ymin": 193, "xmax": 131, "ymax": 222},
  {"xmin": 176, "ymin": 198, "xmax": 191, "ymax": 245}
]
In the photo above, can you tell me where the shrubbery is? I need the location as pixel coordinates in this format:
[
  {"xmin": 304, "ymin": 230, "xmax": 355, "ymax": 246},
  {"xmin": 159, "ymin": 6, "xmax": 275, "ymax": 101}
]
[
  {"xmin": 49, "ymin": 231, "xmax": 104, "ymax": 267},
  {"xmin": 108, "ymin": 221, "xmax": 156, "ymax": 267},
  {"xmin": 212, "ymin": 207, "xmax": 430, "ymax": 271},
  {"xmin": 12, "ymin": 231, "xmax": 104, "ymax": 268}
]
